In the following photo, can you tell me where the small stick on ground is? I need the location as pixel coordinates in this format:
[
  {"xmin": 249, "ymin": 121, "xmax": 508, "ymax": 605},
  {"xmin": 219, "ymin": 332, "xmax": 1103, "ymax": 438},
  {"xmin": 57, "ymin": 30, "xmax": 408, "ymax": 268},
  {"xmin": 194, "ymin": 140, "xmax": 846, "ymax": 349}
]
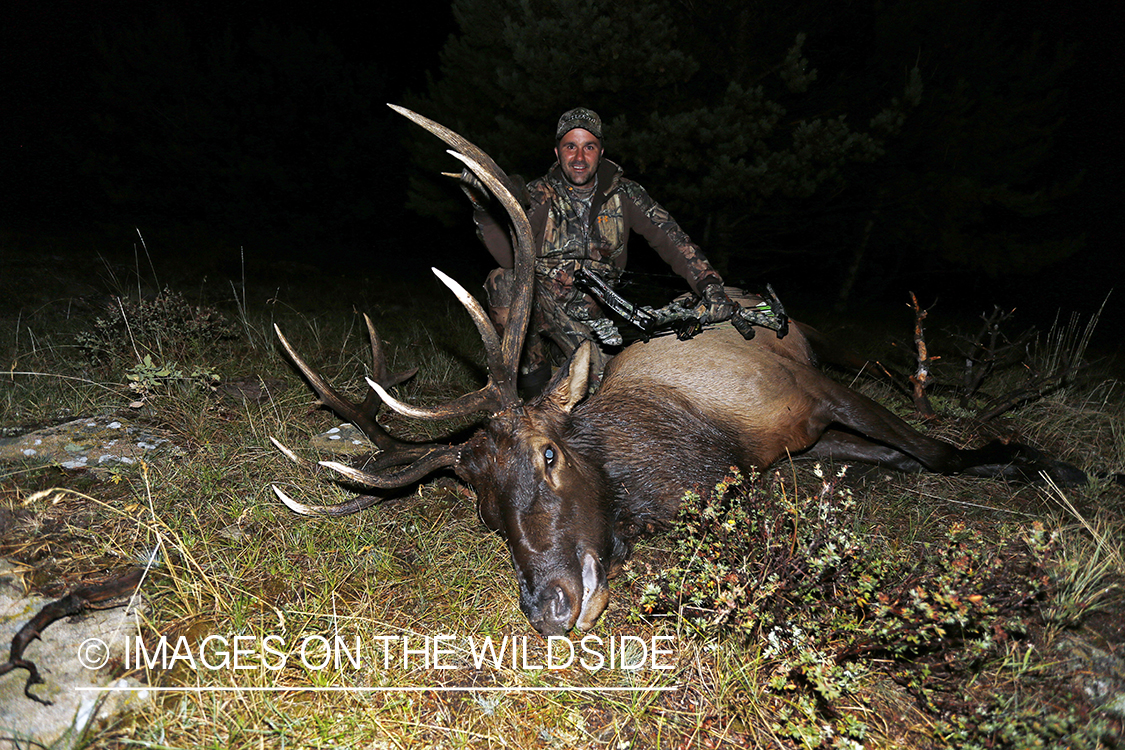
[{"xmin": 0, "ymin": 567, "xmax": 144, "ymax": 705}]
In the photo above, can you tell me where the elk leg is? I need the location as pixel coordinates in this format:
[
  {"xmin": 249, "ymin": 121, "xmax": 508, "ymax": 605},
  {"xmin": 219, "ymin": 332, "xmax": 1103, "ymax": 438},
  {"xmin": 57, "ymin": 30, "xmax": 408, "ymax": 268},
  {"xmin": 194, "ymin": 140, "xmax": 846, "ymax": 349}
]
[
  {"xmin": 818, "ymin": 388, "xmax": 966, "ymax": 472},
  {"xmin": 801, "ymin": 428, "xmax": 930, "ymax": 473},
  {"xmin": 956, "ymin": 441, "xmax": 1088, "ymax": 485},
  {"xmin": 803, "ymin": 426, "xmax": 1063, "ymax": 481},
  {"xmin": 816, "ymin": 389, "xmax": 1087, "ymax": 485}
]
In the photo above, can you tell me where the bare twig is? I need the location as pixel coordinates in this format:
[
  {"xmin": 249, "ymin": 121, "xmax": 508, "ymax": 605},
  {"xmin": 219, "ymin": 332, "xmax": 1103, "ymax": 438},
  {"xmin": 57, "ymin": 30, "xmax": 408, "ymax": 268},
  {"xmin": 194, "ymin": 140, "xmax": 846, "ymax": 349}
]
[
  {"xmin": 0, "ymin": 568, "xmax": 145, "ymax": 704},
  {"xmin": 957, "ymin": 305, "xmax": 1024, "ymax": 408},
  {"xmin": 975, "ymin": 296, "xmax": 1107, "ymax": 421},
  {"xmin": 908, "ymin": 292, "xmax": 937, "ymax": 419}
]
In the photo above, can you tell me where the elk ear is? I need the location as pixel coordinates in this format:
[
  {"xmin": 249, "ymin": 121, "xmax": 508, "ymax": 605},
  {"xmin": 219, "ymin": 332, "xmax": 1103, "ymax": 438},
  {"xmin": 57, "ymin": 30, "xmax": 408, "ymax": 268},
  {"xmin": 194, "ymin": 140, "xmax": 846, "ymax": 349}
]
[{"xmin": 543, "ymin": 341, "xmax": 592, "ymax": 414}]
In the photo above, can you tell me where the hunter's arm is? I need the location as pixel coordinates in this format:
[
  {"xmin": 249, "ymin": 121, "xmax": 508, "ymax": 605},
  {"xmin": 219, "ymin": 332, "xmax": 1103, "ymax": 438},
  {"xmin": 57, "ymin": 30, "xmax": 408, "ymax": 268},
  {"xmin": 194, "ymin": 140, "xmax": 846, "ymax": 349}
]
[{"xmin": 620, "ymin": 181, "xmax": 723, "ymax": 295}]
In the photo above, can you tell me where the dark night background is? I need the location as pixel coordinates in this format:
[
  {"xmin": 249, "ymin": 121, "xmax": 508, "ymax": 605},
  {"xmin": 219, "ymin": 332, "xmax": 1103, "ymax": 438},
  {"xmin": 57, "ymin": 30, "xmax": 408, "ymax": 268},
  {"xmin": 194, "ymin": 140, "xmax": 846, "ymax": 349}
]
[{"xmin": 3, "ymin": 0, "xmax": 1121, "ymax": 355}]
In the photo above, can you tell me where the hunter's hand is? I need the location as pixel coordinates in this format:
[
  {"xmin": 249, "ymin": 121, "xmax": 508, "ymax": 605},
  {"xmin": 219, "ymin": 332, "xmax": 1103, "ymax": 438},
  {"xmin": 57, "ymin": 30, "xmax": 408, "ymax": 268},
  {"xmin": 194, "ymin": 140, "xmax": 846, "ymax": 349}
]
[
  {"xmin": 588, "ymin": 318, "xmax": 623, "ymax": 347},
  {"xmin": 695, "ymin": 283, "xmax": 738, "ymax": 324},
  {"xmin": 458, "ymin": 168, "xmax": 490, "ymax": 209}
]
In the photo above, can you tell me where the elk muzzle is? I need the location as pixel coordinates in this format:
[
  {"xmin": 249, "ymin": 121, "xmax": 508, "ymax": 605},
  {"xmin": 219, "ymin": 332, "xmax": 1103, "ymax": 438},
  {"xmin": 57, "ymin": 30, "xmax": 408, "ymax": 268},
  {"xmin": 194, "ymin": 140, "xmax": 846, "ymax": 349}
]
[{"xmin": 518, "ymin": 547, "xmax": 609, "ymax": 636}]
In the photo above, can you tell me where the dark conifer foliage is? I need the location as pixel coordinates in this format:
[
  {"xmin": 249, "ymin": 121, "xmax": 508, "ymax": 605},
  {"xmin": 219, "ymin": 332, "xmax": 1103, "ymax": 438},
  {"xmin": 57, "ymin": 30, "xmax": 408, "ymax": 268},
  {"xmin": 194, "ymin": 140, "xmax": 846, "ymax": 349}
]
[
  {"xmin": 2, "ymin": 0, "xmax": 1114, "ymax": 316},
  {"xmin": 406, "ymin": 0, "xmax": 1087, "ymax": 307}
]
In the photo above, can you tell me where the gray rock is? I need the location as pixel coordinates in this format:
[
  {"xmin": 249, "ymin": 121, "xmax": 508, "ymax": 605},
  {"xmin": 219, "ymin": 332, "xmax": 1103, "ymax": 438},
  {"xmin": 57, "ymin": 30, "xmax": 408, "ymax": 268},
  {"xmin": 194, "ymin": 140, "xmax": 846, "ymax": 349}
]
[
  {"xmin": 0, "ymin": 560, "xmax": 151, "ymax": 748},
  {"xmin": 308, "ymin": 423, "xmax": 377, "ymax": 458},
  {"xmin": 0, "ymin": 416, "xmax": 183, "ymax": 471},
  {"xmin": 1057, "ymin": 634, "xmax": 1125, "ymax": 719}
]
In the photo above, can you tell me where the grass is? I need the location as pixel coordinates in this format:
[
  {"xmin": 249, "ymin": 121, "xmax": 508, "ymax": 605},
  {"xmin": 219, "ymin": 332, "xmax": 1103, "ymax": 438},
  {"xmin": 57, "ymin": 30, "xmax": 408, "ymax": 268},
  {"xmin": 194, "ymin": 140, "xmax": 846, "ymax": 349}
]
[{"xmin": 1, "ymin": 232, "xmax": 1124, "ymax": 748}]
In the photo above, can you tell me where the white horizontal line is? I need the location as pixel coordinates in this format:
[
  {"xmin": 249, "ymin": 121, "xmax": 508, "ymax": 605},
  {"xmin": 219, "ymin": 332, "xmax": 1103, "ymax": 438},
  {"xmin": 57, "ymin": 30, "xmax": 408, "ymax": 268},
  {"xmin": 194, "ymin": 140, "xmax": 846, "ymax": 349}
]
[{"xmin": 75, "ymin": 685, "xmax": 678, "ymax": 694}]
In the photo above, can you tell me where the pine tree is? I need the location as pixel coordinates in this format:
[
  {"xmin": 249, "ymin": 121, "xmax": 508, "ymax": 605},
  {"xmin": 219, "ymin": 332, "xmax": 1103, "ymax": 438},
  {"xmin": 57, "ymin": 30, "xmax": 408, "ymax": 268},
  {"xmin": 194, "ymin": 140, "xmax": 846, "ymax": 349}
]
[
  {"xmin": 405, "ymin": 0, "xmax": 917, "ymax": 279},
  {"xmin": 829, "ymin": 0, "xmax": 1082, "ymax": 307},
  {"xmin": 410, "ymin": 0, "xmax": 1081, "ymax": 303}
]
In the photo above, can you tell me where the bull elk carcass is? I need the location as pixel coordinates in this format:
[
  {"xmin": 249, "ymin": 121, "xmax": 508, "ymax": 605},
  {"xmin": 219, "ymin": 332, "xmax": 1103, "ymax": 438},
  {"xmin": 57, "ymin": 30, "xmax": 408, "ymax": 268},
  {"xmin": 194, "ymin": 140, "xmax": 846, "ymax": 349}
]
[{"xmin": 271, "ymin": 106, "xmax": 1087, "ymax": 636}]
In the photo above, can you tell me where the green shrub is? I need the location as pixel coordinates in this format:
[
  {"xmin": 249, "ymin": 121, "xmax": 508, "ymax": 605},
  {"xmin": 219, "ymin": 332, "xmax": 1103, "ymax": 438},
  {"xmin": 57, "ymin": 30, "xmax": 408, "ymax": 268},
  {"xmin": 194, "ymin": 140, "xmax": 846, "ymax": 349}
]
[
  {"xmin": 634, "ymin": 468, "xmax": 1116, "ymax": 748},
  {"xmin": 76, "ymin": 288, "xmax": 239, "ymax": 364}
]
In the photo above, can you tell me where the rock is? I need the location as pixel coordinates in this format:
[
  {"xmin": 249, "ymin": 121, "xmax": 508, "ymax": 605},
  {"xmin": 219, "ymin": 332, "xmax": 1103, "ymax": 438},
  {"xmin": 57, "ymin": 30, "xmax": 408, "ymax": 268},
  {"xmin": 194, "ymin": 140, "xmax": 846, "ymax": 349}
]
[
  {"xmin": 215, "ymin": 376, "xmax": 286, "ymax": 405},
  {"xmin": 308, "ymin": 423, "xmax": 377, "ymax": 458},
  {"xmin": 0, "ymin": 416, "xmax": 183, "ymax": 471},
  {"xmin": 0, "ymin": 560, "xmax": 151, "ymax": 748},
  {"xmin": 1057, "ymin": 634, "xmax": 1125, "ymax": 719}
]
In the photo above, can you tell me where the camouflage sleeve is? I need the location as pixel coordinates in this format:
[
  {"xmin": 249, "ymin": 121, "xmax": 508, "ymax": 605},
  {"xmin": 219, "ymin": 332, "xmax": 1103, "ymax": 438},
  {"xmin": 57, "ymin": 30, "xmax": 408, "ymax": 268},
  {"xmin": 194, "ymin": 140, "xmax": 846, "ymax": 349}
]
[
  {"xmin": 619, "ymin": 180, "xmax": 723, "ymax": 295},
  {"xmin": 472, "ymin": 178, "xmax": 549, "ymax": 269}
]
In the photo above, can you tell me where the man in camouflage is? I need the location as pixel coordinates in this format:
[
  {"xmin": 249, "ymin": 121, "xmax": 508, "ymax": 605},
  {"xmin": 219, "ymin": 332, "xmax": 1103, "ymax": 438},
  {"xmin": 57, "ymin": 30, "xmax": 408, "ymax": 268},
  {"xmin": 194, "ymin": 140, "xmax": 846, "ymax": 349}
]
[{"xmin": 463, "ymin": 107, "xmax": 736, "ymax": 390}]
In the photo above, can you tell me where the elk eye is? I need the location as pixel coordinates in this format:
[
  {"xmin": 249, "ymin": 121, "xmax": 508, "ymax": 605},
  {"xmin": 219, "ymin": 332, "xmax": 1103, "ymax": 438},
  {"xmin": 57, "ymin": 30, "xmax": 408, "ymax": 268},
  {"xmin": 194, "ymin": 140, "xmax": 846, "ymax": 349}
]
[{"xmin": 543, "ymin": 446, "xmax": 557, "ymax": 468}]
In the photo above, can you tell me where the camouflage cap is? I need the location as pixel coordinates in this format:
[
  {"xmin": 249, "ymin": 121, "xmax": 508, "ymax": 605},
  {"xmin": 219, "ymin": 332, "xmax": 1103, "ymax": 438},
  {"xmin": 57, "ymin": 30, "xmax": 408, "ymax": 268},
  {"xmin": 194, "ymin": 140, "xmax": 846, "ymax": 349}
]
[{"xmin": 555, "ymin": 108, "xmax": 603, "ymax": 141}]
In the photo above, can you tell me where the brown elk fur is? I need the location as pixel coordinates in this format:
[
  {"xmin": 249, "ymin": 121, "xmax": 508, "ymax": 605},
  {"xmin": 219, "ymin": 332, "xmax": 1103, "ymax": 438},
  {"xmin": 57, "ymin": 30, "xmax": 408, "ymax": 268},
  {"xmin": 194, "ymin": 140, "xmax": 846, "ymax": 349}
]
[
  {"xmin": 274, "ymin": 107, "xmax": 1087, "ymax": 637},
  {"xmin": 447, "ymin": 305, "xmax": 1085, "ymax": 634}
]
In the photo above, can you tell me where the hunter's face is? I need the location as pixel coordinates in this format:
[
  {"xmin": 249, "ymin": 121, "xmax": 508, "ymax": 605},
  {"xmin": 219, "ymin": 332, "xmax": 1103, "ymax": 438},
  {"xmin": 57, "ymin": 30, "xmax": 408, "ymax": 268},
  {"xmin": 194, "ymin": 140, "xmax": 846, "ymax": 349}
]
[{"xmin": 555, "ymin": 129, "xmax": 602, "ymax": 187}]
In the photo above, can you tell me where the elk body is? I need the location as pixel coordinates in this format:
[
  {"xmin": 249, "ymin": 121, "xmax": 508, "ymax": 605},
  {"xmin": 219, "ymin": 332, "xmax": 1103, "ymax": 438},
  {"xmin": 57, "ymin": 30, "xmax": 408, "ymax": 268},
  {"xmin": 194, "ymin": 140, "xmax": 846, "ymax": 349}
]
[{"xmin": 273, "ymin": 107, "xmax": 1086, "ymax": 636}]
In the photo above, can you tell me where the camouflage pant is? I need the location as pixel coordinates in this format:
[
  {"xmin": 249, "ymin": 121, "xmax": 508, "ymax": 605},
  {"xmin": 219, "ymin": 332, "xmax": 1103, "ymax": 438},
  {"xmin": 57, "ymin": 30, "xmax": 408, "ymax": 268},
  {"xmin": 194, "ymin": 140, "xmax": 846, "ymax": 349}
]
[{"xmin": 484, "ymin": 264, "xmax": 613, "ymax": 383}]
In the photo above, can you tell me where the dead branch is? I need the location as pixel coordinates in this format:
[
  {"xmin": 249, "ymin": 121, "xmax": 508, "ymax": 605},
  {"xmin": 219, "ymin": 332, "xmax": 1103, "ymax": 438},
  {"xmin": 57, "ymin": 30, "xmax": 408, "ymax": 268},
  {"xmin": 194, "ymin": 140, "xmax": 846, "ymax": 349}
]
[
  {"xmin": 0, "ymin": 567, "xmax": 144, "ymax": 704},
  {"xmin": 908, "ymin": 292, "xmax": 938, "ymax": 419},
  {"xmin": 975, "ymin": 299, "xmax": 1107, "ymax": 421},
  {"xmin": 957, "ymin": 305, "xmax": 1027, "ymax": 409}
]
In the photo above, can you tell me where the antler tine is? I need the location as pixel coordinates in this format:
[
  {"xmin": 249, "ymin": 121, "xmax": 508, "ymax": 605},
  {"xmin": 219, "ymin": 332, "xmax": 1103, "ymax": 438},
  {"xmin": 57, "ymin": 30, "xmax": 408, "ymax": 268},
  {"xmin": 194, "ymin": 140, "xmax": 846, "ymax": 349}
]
[
  {"xmin": 440, "ymin": 149, "xmax": 534, "ymax": 395},
  {"xmin": 389, "ymin": 104, "xmax": 534, "ymax": 409},
  {"xmin": 275, "ymin": 323, "xmax": 423, "ymax": 453},
  {"xmin": 346, "ymin": 313, "xmax": 419, "ymax": 434},
  {"xmin": 433, "ymin": 268, "xmax": 506, "ymax": 386},
  {"xmin": 270, "ymin": 435, "xmax": 388, "ymax": 516},
  {"xmin": 272, "ymin": 484, "xmax": 384, "ymax": 517},
  {"xmin": 365, "ymin": 266, "xmax": 513, "ymax": 420},
  {"xmin": 388, "ymin": 104, "xmax": 512, "ymax": 194},
  {"xmin": 365, "ymin": 313, "xmax": 417, "ymax": 388},
  {"xmin": 319, "ymin": 443, "xmax": 461, "ymax": 488},
  {"xmin": 270, "ymin": 441, "xmax": 460, "ymax": 517},
  {"xmin": 365, "ymin": 375, "xmax": 500, "ymax": 420}
]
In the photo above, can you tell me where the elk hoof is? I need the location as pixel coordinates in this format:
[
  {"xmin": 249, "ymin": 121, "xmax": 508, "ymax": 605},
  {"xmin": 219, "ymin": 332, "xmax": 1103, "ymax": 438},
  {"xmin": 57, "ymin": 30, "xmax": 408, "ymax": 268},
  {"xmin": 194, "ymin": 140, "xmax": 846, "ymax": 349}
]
[{"xmin": 1042, "ymin": 460, "xmax": 1088, "ymax": 487}]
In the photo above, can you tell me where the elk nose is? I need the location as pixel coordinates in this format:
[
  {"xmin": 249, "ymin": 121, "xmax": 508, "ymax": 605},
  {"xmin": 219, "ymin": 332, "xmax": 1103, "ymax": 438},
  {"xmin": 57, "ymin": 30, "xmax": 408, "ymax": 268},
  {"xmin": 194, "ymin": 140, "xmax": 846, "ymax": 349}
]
[{"xmin": 529, "ymin": 584, "xmax": 573, "ymax": 636}]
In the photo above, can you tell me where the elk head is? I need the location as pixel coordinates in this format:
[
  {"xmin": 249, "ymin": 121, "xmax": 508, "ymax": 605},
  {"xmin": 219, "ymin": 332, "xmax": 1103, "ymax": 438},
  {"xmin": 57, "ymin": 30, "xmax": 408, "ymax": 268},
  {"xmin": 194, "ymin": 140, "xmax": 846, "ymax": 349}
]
[
  {"xmin": 272, "ymin": 106, "xmax": 614, "ymax": 634},
  {"xmin": 455, "ymin": 342, "xmax": 618, "ymax": 633}
]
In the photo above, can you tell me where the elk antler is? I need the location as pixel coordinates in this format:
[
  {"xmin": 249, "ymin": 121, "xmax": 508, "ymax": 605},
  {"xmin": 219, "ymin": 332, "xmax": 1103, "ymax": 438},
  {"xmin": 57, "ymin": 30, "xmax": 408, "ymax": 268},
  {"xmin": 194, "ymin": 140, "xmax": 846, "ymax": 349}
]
[
  {"xmin": 387, "ymin": 104, "xmax": 534, "ymax": 409},
  {"xmin": 271, "ymin": 313, "xmax": 457, "ymax": 516},
  {"xmin": 271, "ymin": 105, "xmax": 538, "ymax": 512},
  {"xmin": 274, "ymin": 314, "xmax": 417, "ymax": 445},
  {"xmin": 366, "ymin": 267, "xmax": 509, "ymax": 419}
]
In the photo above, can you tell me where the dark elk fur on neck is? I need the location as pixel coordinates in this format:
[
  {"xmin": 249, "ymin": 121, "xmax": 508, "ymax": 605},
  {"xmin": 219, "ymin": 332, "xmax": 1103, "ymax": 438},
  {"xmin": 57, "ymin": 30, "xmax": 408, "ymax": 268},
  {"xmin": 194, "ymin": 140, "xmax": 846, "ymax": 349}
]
[{"xmin": 271, "ymin": 105, "xmax": 1088, "ymax": 636}]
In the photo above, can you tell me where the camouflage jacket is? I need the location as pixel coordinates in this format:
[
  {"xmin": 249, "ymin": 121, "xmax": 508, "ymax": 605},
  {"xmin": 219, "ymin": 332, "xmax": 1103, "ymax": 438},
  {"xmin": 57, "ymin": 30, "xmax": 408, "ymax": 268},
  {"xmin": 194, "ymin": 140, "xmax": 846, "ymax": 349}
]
[{"xmin": 474, "ymin": 159, "xmax": 722, "ymax": 296}]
